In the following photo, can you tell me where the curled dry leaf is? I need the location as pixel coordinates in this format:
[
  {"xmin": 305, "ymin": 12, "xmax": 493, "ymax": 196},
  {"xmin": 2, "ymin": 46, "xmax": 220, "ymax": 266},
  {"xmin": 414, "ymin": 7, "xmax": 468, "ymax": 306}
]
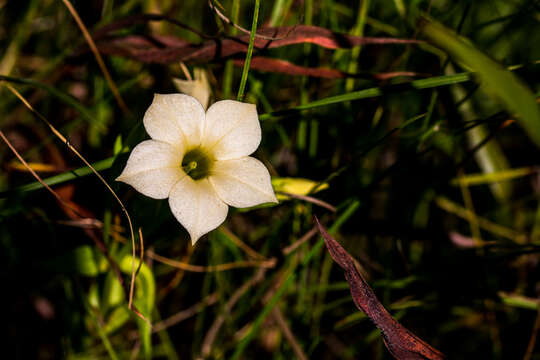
[
  {"xmin": 234, "ymin": 57, "xmax": 424, "ymax": 80},
  {"xmin": 237, "ymin": 57, "xmax": 346, "ymax": 79},
  {"xmin": 314, "ymin": 217, "xmax": 444, "ymax": 360},
  {"xmin": 93, "ymin": 24, "xmax": 421, "ymax": 64}
]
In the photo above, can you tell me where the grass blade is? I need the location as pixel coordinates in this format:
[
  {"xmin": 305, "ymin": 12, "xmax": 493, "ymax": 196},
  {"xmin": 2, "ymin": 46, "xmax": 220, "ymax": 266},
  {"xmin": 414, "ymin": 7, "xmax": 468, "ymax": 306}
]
[
  {"xmin": 236, "ymin": 0, "xmax": 260, "ymax": 101},
  {"xmin": 0, "ymin": 155, "xmax": 119, "ymax": 196},
  {"xmin": 419, "ymin": 17, "xmax": 540, "ymax": 147}
]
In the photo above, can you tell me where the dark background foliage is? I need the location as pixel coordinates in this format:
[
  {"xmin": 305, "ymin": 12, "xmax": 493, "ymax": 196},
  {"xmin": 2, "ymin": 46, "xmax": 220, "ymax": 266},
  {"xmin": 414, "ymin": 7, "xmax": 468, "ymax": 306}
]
[{"xmin": 1, "ymin": 0, "xmax": 540, "ymax": 359}]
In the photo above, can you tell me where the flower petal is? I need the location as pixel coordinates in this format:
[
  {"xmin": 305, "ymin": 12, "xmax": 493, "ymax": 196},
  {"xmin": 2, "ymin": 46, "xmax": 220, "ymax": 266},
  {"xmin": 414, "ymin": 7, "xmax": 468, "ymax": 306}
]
[
  {"xmin": 143, "ymin": 93, "xmax": 205, "ymax": 148},
  {"xmin": 209, "ymin": 157, "xmax": 277, "ymax": 208},
  {"xmin": 173, "ymin": 68, "xmax": 212, "ymax": 110},
  {"xmin": 169, "ymin": 177, "xmax": 228, "ymax": 244},
  {"xmin": 202, "ymin": 100, "xmax": 261, "ymax": 160},
  {"xmin": 116, "ymin": 140, "xmax": 185, "ymax": 199}
]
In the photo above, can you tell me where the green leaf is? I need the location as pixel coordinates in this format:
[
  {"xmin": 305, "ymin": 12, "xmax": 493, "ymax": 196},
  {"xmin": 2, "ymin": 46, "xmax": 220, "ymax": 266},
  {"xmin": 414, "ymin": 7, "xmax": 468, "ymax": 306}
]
[
  {"xmin": 102, "ymin": 306, "xmax": 131, "ymax": 335},
  {"xmin": 46, "ymin": 245, "xmax": 106, "ymax": 277},
  {"xmin": 113, "ymin": 135, "xmax": 123, "ymax": 155},
  {"xmin": 450, "ymin": 167, "xmax": 535, "ymax": 187},
  {"xmin": 467, "ymin": 124, "xmax": 512, "ymax": 201},
  {"xmin": 0, "ymin": 154, "xmax": 120, "ymax": 196},
  {"xmin": 419, "ymin": 17, "xmax": 540, "ymax": 147},
  {"xmin": 119, "ymin": 256, "xmax": 155, "ymax": 360},
  {"xmin": 102, "ymin": 270, "xmax": 125, "ymax": 310},
  {"xmin": 236, "ymin": 0, "xmax": 260, "ymax": 101},
  {"xmin": 272, "ymin": 177, "xmax": 329, "ymax": 200},
  {"xmin": 258, "ymin": 73, "xmax": 474, "ymax": 121},
  {"xmin": 0, "ymin": 75, "xmax": 102, "ymax": 131},
  {"xmin": 499, "ymin": 291, "xmax": 539, "ymax": 311},
  {"xmin": 73, "ymin": 246, "xmax": 106, "ymax": 276}
]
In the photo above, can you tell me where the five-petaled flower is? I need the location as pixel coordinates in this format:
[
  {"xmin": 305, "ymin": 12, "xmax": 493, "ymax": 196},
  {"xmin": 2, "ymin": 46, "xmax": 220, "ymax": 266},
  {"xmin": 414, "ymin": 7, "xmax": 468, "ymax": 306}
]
[{"xmin": 117, "ymin": 94, "xmax": 277, "ymax": 244}]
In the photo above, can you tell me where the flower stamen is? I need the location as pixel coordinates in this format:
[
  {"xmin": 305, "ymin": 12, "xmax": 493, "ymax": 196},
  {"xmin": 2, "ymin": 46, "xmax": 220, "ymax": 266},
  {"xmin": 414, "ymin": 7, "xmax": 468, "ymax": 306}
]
[
  {"xmin": 183, "ymin": 161, "xmax": 198, "ymax": 174},
  {"xmin": 181, "ymin": 147, "xmax": 213, "ymax": 180}
]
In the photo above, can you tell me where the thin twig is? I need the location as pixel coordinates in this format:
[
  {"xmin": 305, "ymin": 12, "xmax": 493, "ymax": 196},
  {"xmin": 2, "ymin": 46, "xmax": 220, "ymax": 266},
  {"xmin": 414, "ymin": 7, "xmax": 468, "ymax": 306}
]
[
  {"xmin": 524, "ymin": 307, "xmax": 540, "ymax": 360},
  {"xmin": 435, "ymin": 196, "xmax": 526, "ymax": 243},
  {"xmin": 158, "ymin": 246, "xmax": 195, "ymax": 298},
  {"xmin": 57, "ymin": 218, "xmax": 106, "ymax": 229},
  {"xmin": 201, "ymin": 268, "xmax": 266, "ymax": 357},
  {"xmin": 219, "ymin": 226, "xmax": 265, "ymax": 260},
  {"xmin": 61, "ymin": 0, "xmax": 130, "ymax": 115},
  {"xmin": 277, "ymin": 191, "xmax": 336, "ymax": 212},
  {"xmin": 269, "ymin": 307, "xmax": 308, "ymax": 360},
  {"xmin": 3, "ymin": 82, "xmax": 144, "ymax": 323},
  {"xmin": 1, "ymin": 122, "xmax": 135, "ymax": 328},
  {"xmin": 153, "ymin": 293, "xmax": 219, "ymax": 333},
  {"xmin": 129, "ymin": 340, "xmax": 141, "ymax": 360},
  {"xmin": 208, "ymin": 0, "xmax": 293, "ymax": 41},
  {"xmin": 0, "ymin": 129, "xmax": 86, "ymax": 219},
  {"xmin": 282, "ymin": 226, "xmax": 318, "ymax": 255},
  {"xmin": 148, "ymin": 251, "xmax": 276, "ymax": 272}
]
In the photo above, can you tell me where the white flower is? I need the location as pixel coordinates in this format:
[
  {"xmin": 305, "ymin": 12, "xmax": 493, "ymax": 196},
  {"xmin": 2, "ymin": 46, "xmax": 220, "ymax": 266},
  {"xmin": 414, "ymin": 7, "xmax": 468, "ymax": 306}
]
[
  {"xmin": 116, "ymin": 94, "xmax": 277, "ymax": 244},
  {"xmin": 173, "ymin": 68, "xmax": 212, "ymax": 110}
]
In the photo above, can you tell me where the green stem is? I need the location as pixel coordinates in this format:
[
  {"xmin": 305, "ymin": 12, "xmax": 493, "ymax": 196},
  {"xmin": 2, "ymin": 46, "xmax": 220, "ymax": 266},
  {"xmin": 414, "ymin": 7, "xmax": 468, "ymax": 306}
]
[
  {"xmin": 345, "ymin": 0, "xmax": 370, "ymax": 92},
  {"xmin": 236, "ymin": 0, "xmax": 260, "ymax": 101}
]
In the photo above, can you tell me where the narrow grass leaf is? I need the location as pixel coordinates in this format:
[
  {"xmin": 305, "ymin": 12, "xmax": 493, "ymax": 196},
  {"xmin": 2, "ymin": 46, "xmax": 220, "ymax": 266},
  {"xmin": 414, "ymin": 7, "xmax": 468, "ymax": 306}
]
[
  {"xmin": 103, "ymin": 307, "xmax": 131, "ymax": 335},
  {"xmin": 450, "ymin": 167, "xmax": 536, "ymax": 186},
  {"xmin": 236, "ymin": 0, "xmax": 259, "ymax": 101},
  {"xmin": 231, "ymin": 273, "xmax": 295, "ymax": 360},
  {"xmin": 0, "ymin": 75, "xmax": 101, "ymax": 130},
  {"xmin": 419, "ymin": 17, "xmax": 540, "ymax": 147},
  {"xmin": 258, "ymin": 73, "xmax": 475, "ymax": 120},
  {"xmin": 499, "ymin": 292, "xmax": 539, "ymax": 311},
  {"xmin": 0, "ymin": 155, "xmax": 119, "ymax": 197}
]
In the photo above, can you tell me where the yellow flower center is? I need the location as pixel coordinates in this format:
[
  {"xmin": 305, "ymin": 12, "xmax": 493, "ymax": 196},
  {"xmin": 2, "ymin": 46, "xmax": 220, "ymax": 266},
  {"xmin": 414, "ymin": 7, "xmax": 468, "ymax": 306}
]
[{"xmin": 181, "ymin": 147, "xmax": 213, "ymax": 180}]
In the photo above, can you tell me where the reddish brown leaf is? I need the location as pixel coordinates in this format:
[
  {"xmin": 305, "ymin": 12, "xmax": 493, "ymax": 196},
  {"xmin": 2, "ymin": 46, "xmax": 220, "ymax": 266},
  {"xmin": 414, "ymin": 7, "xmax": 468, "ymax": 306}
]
[
  {"xmin": 236, "ymin": 57, "xmax": 346, "ymax": 78},
  {"xmin": 314, "ymin": 217, "xmax": 444, "ymax": 360},
  {"xmin": 93, "ymin": 25, "xmax": 421, "ymax": 64},
  {"xmin": 234, "ymin": 57, "xmax": 425, "ymax": 80}
]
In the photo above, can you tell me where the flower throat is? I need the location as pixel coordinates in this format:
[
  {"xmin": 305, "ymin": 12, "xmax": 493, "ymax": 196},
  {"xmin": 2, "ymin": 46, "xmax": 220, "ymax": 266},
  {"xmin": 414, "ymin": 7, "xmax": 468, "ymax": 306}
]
[{"xmin": 182, "ymin": 147, "xmax": 213, "ymax": 180}]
